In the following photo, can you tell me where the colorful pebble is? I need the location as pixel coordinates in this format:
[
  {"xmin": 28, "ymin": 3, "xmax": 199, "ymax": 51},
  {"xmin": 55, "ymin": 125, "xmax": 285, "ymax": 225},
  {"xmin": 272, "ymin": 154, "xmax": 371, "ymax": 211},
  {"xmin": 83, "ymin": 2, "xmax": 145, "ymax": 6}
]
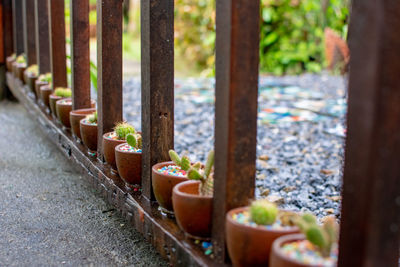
[
  {"xmin": 58, "ymin": 99, "xmax": 72, "ymax": 104},
  {"xmin": 232, "ymin": 211, "xmax": 293, "ymax": 230},
  {"xmin": 81, "ymin": 118, "xmax": 97, "ymax": 125},
  {"xmin": 281, "ymin": 240, "xmax": 338, "ymax": 267},
  {"xmin": 118, "ymin": 144, "xmax": 142, "ymax": 153},
  {"xmin": 157, "ymin": 165, "xmax": 186, "ymax": 177}
]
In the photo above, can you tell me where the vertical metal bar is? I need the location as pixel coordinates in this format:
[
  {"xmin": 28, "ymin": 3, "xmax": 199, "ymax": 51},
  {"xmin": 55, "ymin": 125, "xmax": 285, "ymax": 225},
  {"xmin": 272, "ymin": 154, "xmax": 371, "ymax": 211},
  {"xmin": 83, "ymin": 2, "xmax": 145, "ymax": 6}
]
[
  {"xmin": 339, "ymin": 1, "xmax": 400, "ymax": 266},
  {"xmin": 3, "ymin": 0, "xmax": 13, "ymax": 58},
  {"xmin": 0, "ymin": 1, "xmax": 4, "ymax": 64},
  {"xmin": 48, "ymin": 0, "xmax": 67, "ymax": 89},
  {"xmin": 70, "ymin": 0, "xmax": 90, "ymax": 110},
  {"xmin": 140, "ymin": 0, "xmax": 174, "ymax": 201},
  {"xmin": 35, "ymin": 0, "xmax": 50, "ymax": 74},
  {"xmin": 212, "ymin": 0, "xmax": 260, "ymax": 262},
  {"xmin": 22, "ymin": 0, "xmax": 36, "ymax": 66},
  {"xmin": 96, "ymin": 0, "xmax": 123, "ymax": 158},
  {"xmin": 12, "ymin": 0, "xmax": 23, "ymax": 55}
]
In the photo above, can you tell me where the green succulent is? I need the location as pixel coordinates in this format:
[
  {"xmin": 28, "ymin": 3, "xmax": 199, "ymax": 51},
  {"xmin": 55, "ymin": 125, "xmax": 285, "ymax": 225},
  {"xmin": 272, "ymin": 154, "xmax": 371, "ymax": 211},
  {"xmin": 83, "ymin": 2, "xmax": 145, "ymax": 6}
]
[
  {"xmin": 86, "ymin": 111, "xmax": 97, "ymax": 124},
  {"xmin": 126, "ymin": 133, "xmax": 142, "ymax": 149},
  {"xmin": 26, "ymin": 64, "xmax": 38, "ymax": 76},
  {"xmin": 54, "ymin": 87, "xmax": 72, "ymax": 98},
  {"xmin": 114, "ymin": 122, "xmax": 135, "ymax": 140},
  {"xmin": 296, "ymin": 213, "xmax": 339, "ymax": 258},
  {"xmin": 38, "ymin": 72, "xmax": 52, "ymax": 83},
  {"xmin": 187, "ymin": 150, "xmax": 214, "ymax": 196},
  {"xmin": 250, "ymin": 199, "xmax": 278, "ymax": 226},
  {"xmin": 16, "ymin": 54, "xmax": 26, "ymax": 64}
]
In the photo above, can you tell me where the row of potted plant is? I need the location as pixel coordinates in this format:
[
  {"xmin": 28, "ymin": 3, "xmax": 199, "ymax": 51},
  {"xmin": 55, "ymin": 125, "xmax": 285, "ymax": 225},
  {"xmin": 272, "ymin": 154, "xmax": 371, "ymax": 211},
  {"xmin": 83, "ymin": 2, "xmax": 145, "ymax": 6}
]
[{"xmin": 8, "ymin": 58, "xmax": 339, "ymax": 266}]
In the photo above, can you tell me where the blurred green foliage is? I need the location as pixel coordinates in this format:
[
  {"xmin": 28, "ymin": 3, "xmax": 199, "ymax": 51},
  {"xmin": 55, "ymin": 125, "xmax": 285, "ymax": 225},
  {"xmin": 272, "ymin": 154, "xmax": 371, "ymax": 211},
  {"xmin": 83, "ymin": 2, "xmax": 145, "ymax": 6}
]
[{"xmin": 175, "ymin": 0, "xmax": 349, "ymax": 76}]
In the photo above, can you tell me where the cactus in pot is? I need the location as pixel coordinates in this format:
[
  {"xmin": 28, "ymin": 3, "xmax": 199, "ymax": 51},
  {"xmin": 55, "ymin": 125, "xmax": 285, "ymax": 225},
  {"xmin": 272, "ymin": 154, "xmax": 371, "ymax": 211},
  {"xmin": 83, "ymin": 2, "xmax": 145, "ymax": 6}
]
[
  {"xmin": 126, "ymin": 133, "xmax": 142, "ymax": 149},
  {"xmin": 26, "ymin": 64, "xmax": 38, "ymax": 76},
  {"xmin": 114, "ymin": 122, "xmax": 136, "ymax": 140},
  {"xmin": 85, "ymin": 111, "xmax": 97, "ymax": 124},
  {"xmin": 38, "ymin": 72, "xmax": 52, "ymax": 83},
  {"xmin": 54, "ymin": 87, "xmax": 72, "ymax": 98},
  {"xmin": 296, "ymin": 213, "xmax": 339, "ymax": 258}
]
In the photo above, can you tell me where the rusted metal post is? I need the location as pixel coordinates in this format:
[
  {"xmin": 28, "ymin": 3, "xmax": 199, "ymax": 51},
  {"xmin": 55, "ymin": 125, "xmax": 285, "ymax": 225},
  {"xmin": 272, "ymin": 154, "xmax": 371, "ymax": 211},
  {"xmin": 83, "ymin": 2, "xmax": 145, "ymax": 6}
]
[
  {"xmin": 339, "ymin": 1, "xmax": 400, "ymax": 266},
  {"xmin": 212, "ymin": 0, "xmax": 260, "ymax": 262},
  {"xmin": 22, "ymin": 0, "xmax": 36, "ymax": 66},
  {"xmin": 3, "ymin": 0, "xmax": 13, "ymax": 58},
  {"xmin": 140, "ymin": 0, "xmax": 174, "ymax": 201},
  {"xmin": 35, "ymin": 0, "xmax": 50, "ymax": 74},
  {"xmin": 12, "ymin": 0, "xmax": 23, "ymax": 55},
  {"xmin": 96, "ymin": 0, "xmax": 123, "ymax": 158},
  {"xmin": 70, "ymin": 0, "xmax": 90, "ymax": 110},
  {"xmin": 48, "ymin": 0, "xmax": 67, "ymax": 89}
]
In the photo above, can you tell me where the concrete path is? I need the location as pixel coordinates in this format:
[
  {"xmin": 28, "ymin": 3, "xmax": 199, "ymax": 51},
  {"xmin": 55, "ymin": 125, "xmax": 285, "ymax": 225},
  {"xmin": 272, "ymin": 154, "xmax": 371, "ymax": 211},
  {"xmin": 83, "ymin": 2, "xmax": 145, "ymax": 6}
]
[{"xmin": 0, "ymin": 101, "xmax": 167, "ymax": 266}]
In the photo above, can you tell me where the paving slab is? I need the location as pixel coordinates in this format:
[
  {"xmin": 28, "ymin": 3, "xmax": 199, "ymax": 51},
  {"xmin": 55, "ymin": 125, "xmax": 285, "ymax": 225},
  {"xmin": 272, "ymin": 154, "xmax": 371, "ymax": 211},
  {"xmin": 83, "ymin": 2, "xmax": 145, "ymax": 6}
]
[{"xmin": 0, "ymin": 100, "xmax": 167, "ymax": 267}]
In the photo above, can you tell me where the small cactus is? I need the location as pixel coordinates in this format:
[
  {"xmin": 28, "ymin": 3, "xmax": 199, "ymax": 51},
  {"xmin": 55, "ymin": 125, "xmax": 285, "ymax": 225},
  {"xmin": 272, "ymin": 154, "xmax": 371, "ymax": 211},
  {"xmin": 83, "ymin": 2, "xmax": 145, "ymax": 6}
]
[
  {"xmin": 26, "ymin": 64, "xmax": 38, "ymax": 76},
  {"xmin": 114, "ymin": 122, "xmax": 136, "ymax": 140},
  {"xmin": 250, "ymin": 199, "xmax": 278, "ymax": 225},
  {"xmin": 168, "ymin": 150, "xmax": 191, "ymax": 171},
  {"xmin": 126, "ymin": 133, "xmax": 142, "ymax": 149},
  {"xmin": 296, "ymin": 213, "xmax": 338, "ymax": 258},
  {"xmin": 85, "ymin": 111, "xmax": 97, "ymax": 124},
  {"xmin": 54, "ymin": 87, "xmax": 72, "ymax": 98},
  {"xmin": 38, "ymin": 72, "xmax": 52, "ymax": 83},
  {"xmin": 187, "ymin": 150, "xmax": 214, "ymax": 196},
  {"xmin": 16, "ymin": 54, "xmax": 26, "ymax": 64}
]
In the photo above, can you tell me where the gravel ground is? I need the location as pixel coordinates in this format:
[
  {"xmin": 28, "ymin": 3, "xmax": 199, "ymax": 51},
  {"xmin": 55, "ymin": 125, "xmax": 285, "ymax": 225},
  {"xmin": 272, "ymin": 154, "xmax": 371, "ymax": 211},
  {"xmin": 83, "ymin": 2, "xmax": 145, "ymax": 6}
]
[
  {"xmin": 123, "ymin": 74, "xmax": 347, "ymax": 219},
  {"xmin": 0, "ymin": 101, "xmax": 167, "ymax": 266}
]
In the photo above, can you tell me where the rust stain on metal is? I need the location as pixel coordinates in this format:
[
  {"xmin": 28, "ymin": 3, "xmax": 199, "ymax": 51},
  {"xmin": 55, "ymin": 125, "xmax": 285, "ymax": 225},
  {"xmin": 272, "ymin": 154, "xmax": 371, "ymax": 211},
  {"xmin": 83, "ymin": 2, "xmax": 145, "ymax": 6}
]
[{"xmin": 35, "ymin": 0, "xmax": 51, "ymax": 74}]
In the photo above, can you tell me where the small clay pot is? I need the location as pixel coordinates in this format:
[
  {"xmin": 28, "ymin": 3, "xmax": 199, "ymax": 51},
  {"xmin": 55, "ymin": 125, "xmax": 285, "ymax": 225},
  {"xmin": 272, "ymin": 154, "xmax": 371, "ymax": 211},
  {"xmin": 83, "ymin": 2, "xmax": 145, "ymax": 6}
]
[
  {"xmin": 15, "ymin": 63, "xmax": 26, "ymax": 81},
  {"xmin": 25, "ymin": 72, "xmax": 38, "ymax": 95},
  {"xmin": 35, "ymin": 80, "xmax": 48, "ymax": 100},
  {"xmin": 172, "ymin": 180, "xmax": 213, "ymax": 239},
  {"xmin": 70, "ymin": 108, "xmax": 96, "ymax": 139},
  {"xmin": 6, "ymin": 56, "xmax": 15, "ymax": 72},
  {"xmin": 80, "ymin": 120, "xmax": 98, "ymax": 152},
  {"xmin": 49, "ymin": 94, "xmax": 63, "ymax": 116},
  {"xmin": 102, "ymin": 132, "xmax": 126, "ymax": 171},
  {"xmin": 269, "ymin": 234, "xmax": 310, "ymax": 267},
  {"xmin": 115, "ymin": 143, "xmax": 142, "ymax": 186},
  {"xmin": 56, "ymin": 98, "xmax": 72, "ymax": 128},
  {"xmin": 226, "ymin": 207, "xmax": 299, "ymax": 267},
  {"xmin": 40, "ymin": 85, "xmax": 53, "ymax": 108},
  {"xmin": 152, "ymin": 161, "xmax": 189, "ymax": 214}
]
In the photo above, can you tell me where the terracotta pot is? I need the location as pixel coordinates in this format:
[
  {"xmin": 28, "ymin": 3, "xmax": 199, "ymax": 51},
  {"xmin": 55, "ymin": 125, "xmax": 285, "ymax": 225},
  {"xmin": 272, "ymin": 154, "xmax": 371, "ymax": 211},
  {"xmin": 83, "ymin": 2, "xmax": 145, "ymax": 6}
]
[
  {"xmin": 35, "ymin": 80, "xmax": 48, "ymax": 100},
  {"xmin": 16, "ymin": 64, "xmax": 26, "ymax": 81},
  {"xmin": 270, "ymin": 234, "xmax": 312, "ymax": 267},
  {"xmin": 172, "ymin": 180, "xmax": 213, "ymax": 239},
  {"xmin": 56, "ymin": 98, "xmax": 72, "ymax": 127},
  {"xmin": 40, "ymin": 85, "xmax": 52, "ymax": 108},
  {"xmin": 102, "ymin": 132, "xmax": 126, "ymax": 171},
  {"xmin": 152, "ymin": 161, "xmax": 189, "ymax": 214},
  {"xmin": 49, "ymin": 94, "xmax": 63, "ymax": 116},
  {"xmin": 70, "ymin": 108, "xmax": 96, "ymax": 139},
  {"xmin": 115, "ymin": 143, "xmax": 142, "ymax": 186},
  {"xmin": 6, "ymin": 56, "xmax": 15, "ymax": 72},
  {"xmin": 226, "ymin": 207, "xmax": 299, "ymax": 267},
  {"xmin": 80, "ymin": 120, "xmax": 98, "ymax": 152},
  {"xmin": 25, "ymin": 72, "xmax": 38, "ymax": 95}
]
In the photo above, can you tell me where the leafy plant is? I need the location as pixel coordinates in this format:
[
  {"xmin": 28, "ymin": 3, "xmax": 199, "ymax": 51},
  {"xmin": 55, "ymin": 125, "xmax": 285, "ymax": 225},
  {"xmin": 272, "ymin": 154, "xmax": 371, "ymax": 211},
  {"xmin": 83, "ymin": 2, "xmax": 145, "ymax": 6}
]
[
  {"xmin": 114, "ymin": 122, "xmax": 136, "ymax": 140},
  {"xmin": 86, "ymin": 111, "xmax": 97, "ymax": 124},
  {"xmin": 126, "ymin": 133, "xmax": 142, "ymax": 150},
  {"xmin": 296, "ymin": 213, "xmax": 339, "ymax": 257},
  {"xmin": 54, "ymin": 87, "xmax": 72, "ymax": 98}
]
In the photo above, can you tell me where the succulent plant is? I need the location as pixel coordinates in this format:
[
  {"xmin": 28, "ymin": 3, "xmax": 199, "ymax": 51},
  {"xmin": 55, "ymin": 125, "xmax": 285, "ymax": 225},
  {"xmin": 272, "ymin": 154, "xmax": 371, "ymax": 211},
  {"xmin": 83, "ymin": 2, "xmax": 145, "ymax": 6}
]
[
  {"xmin": 250, "ymin": 199, "xmax": 278, "ymax": 225},
  {"xmin": 114, "ymin": 122, "xmax": 136, "ymax": 140},
  {"xmin": 54, "ymin": 87, "xmax": 72, "ymax": 98},
  {"xmin": 16, "ymin": 54, "xmax": 26, "ymax": 64},
  {"xmin": 38, "ymin": 72, "xmax": 52, "ymax": 83},
  {"xmin": 296, "ymin": 213, "xmax": 338, "ymax": 258},
  {"xmin": 26, "ymin": 64, "xmax": 38, "ymax": 76},
  {"xmin": 169, "ymin": 150, "xmax": 191, "ymax": 171},
  {"xmin": 86, "ymin": 111, "xmax": 97, "ymax": 124},
  {"xmin": 126, "ymin": 133, "xmax": 142, "ymax": 149},
  {"xmin": 187, "ymin": 150, "xmax": 214, "ymax": 196}
]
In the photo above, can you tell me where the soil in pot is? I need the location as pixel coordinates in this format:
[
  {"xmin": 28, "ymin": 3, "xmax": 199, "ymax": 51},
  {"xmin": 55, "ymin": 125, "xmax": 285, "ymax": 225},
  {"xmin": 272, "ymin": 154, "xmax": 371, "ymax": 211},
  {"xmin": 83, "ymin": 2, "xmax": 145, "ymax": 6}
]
[
  {"xmin": 115, "ymin": 143, "xmax": 142, "ymax": 187},
  {"xmin": 70, "ymin": 108, "xmax": 96, "ymax": 140},
  {"xmin": 102, "ymin": 132, "xmax": 127, "ymax": 171},
  {"xmin": 226, "ymin": 207, "xmax": 299, "ymax": 267},
  {"xmin": 152, "ymin": 161, "xmax": 189, "ymax": 215},
  {"xmin": 172, "ymin": 180, "xmax": 212, "ymax": 239},
  {"xmin": 56, "ymin": 98, "xmax": 72, "ymax": 128},
  {"xmin": 40, "ymin": 85, "xmax": 53, "ymax": 108},
  {"xmin": 270, "ymin": 234, "xmax": 338, "ymax": 267},
  {"xmin": 80, "ymin": 118, "xmax": 98, "ymax": 153}
]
